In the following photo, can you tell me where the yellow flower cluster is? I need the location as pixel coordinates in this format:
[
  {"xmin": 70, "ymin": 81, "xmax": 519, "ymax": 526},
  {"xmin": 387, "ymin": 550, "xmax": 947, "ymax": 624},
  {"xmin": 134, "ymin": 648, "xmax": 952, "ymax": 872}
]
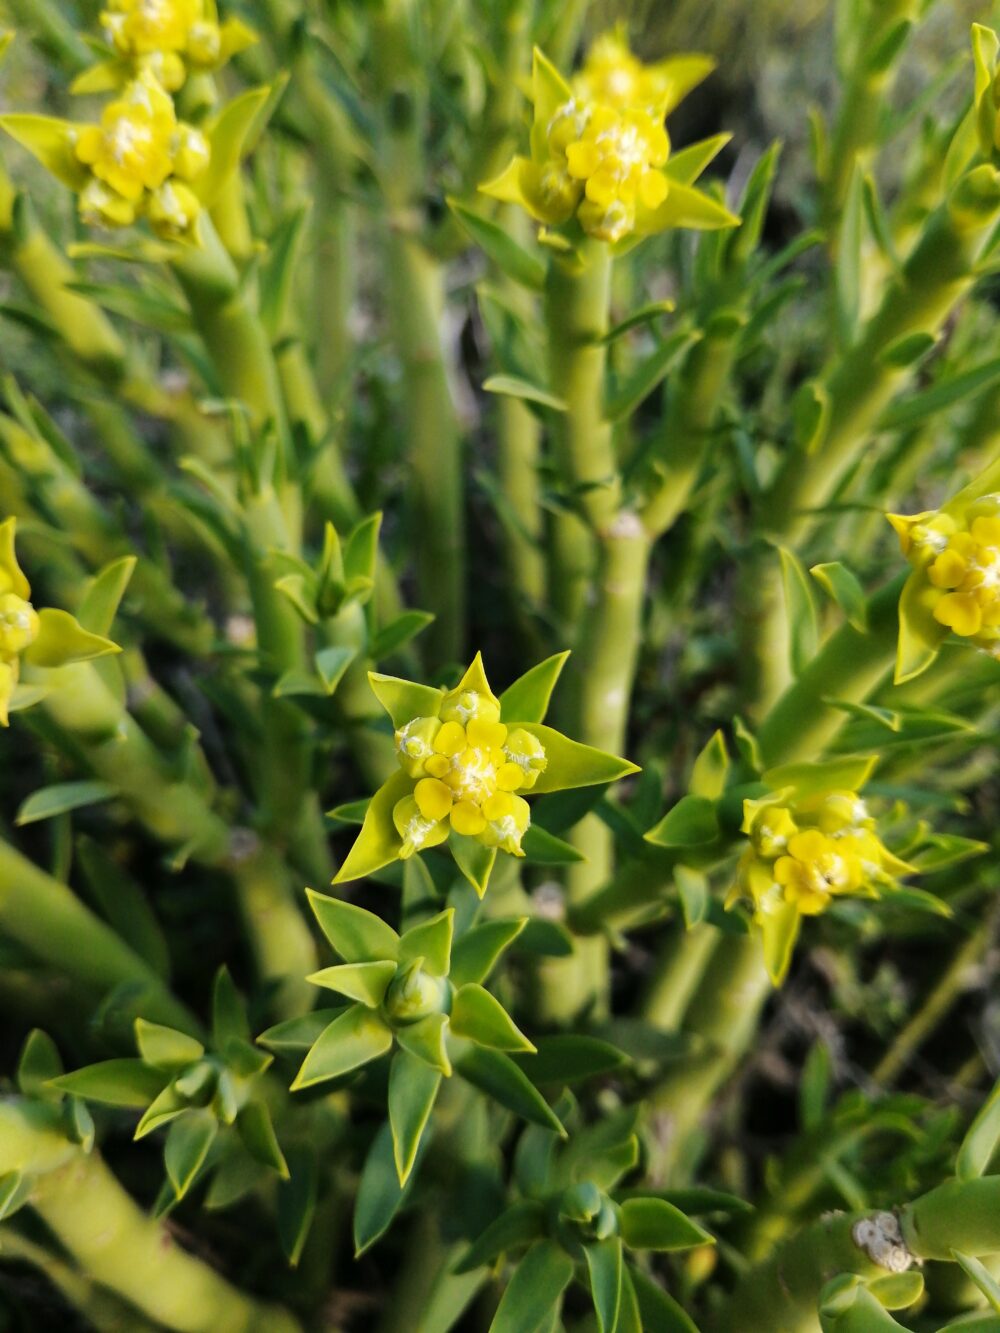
[
  {"xmin": 73, "ymin": 71, "xmax": 209, "ymax": 238},
  {"xmin": 0, "ymin": 528, "xmax": 38, "ymax": 727},
  {"xmin": 100, "ymin": 0, "xmax": 252, "ymax": 91},
  {"xmin": 392, "ymin": 689, "xmax": 547, "ymax": 858},
  {"xmin": 892, "ymin": 506, "xmax": 1000, "ymax": 648},
  {"xmin": 552, "ymin": 103, "xmax": 670, "ymax": 242},
  {"xmin": 733, "ymin": 790, "xmax": 910, "ymax": 918},
  {"xmin": 574, "ymin": 28, "xmax": 714, "ymax": 115}
]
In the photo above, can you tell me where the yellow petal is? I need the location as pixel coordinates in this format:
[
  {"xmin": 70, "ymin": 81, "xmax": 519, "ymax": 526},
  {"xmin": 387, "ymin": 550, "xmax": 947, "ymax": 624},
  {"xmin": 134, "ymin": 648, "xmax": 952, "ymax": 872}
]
[
  {"xmin": 934, "ymin": 592, "xmax": 983, "ymax": 637},
  {"xmin": 414, "ymin": 778, "xmax": 453, "ymax": 822},
  {"xmin": 450, "ymin": 801, "xmax": 487, "ymax": 836}
]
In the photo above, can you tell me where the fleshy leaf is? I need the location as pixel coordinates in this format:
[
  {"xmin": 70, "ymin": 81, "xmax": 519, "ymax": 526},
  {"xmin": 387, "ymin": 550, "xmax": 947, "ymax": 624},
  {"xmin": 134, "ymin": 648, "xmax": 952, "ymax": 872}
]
[
  {"xmin": 456, "ymin": 1046, "xmax": 565, "ymax": 1135},
  {"xmin": 638, "ymin": 181, "xmax": 740, "ymax": 235},
  {"xmin": 76, "ymin": 556, "xmax": 136, "ymax": 636},
  {"xmin": 451, "ymin": 984, "xmax": 535, "ymax": 1052},
  {"xmin": 618, "ymin": 1197, "xmax": 713, "ymax": 1251},
  {"xmin": 499, "ymin": 652, "xmax": 570, "ymax": 724},
  {"xmin": 490, "ymin": 1239, "xmax": 574, "ymax": 1333},
  {"xmin": 956, "ymin": 1073, "xmax": 1000, "ymax": 1180},
  {"xmin": 664, "ymin": 133, "xmax": 731, "ymax": 185},
  {"xmin": 49, "ymin": 1059, "xmax": 167, "ymax": 1108},
  {"xmin": 306, "ymin": 889, "xmax": 400, "ymax": 963},
  {"xmin": 759, "ymin": 900, "xmax": 801, "ymax": 987},
  {"xmin": 531, "ymin": 48, "xmax": 574, "ymax": 155},
  {"xmin": 895, "ymin": 569, "xmax": 947, "ymax": 684},
  {"xmin": 134, "ymin": 1020, "xmax": 204, "ymax": 1071},
  {"xmin": 236, "ymin": 1100, "xmax": 289, "ymax": 1178},
  {"xmin": 645, "ymin": 795, "xmax": 719, "ymax": 848},
  {"xmin": 17, "ymin": 1030, "xmax": 63, "ymax": 1098},
  {"xmin": 306, "ymin": 960, "xmax": 397, "ymax": 1007},
  {"xmin": 331, "ymin": 769, "xmax": 412, "ymax": 882},
  {"xmin": 518, "ymin": 723, "xmax": 639, "ymax": 794},
  {"xmin": 585, "ymin": 1236, "xmax": 623, "ymax": 1333},
  {"xmin": 450, "ymin": 834, "xmax": 497, "ymax": 898},
  {"xmin": 290, "ymin": 1004, "xmax": 393, "ymax": 1091},
  {"xmin": 23, "ymin": 608, "xmax": 120, "ymax": 668},
  {"xmin": 0, "ymin": 115, "xmax": 89, "ymax": 191},
  {"xmin": 454, "ymin": 1199, "xmax": 547, "ymax": 1273},
  {"xmin": 450, "ymin": 919, "xmax": 528, "ymax": 988},
  {"xmin": 197, "ymin": 85, "xmax": 274, "ymax": 207},
  {"xmin": 388, "ymin": 1049, "xmax": 442, "ymax": 1185},
  {"xmin": 0, "ymin": 517, "xmax": 30, "ymax": 598},
  {"xmin": 354, "ymin": 1120, "xmax": 424, "ymax": 1256},
  {"xmin": 398, "ymin": 909, "xmax": 454, "ymax": 977},
  {"xmin": 396, "ymin": 1012, "xmax": 452, "ymax": 1076},
  {"xmin": 368, "ymin": 671, "xmax": 444, "ymax": 729},
  {"xmin": 165, "ymin": 1111, "xmax": 217, "ymax": 1199},
  {"xmin": 762, "ymin": 755, "xmax": 877, "ymax": 799}
]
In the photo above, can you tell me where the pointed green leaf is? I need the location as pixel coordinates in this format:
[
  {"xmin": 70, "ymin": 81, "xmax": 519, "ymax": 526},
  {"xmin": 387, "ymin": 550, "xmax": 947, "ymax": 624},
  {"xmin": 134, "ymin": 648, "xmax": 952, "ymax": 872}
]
[
  {"xmin": 135, "ymin": 1083, "xmax": 188, "ymax": 1138},
  {"xmin": 605, "ymin": 329, "xmax": 696, "ymax": 422},
  {"xmin": 489, "ymin": 1239, "xmax": 574, "ymax": 1333},
  {"xmin": 645, "ymin": 795, "xmax": 719, "ymax": 848},
  {"xmin": 23, "ymin": 608, "xmax": 120, "ymax": 667},
  {"xmin": 0, "ymin": 115, "xmax": 88, "ymax": 190},
  {"xmin": 135, "ymin": 1019, "xmax": 204, "ymax": 1071},
  {"xmin": 17, "ymin": 1030, "xmax": 63, "ymax": 1098},
  {"xmin": 236, "ymin": 1100, "xmax": 289, "ymax": 1178},
  {"xmin": 305, "ymin": 889, "xmax": 400, "ymax": 962},
  {"xmin": 511, "ymin": 1035, "xmax": 629, "ymax": 1086},
  {"xmin": 49, "ymin": 1059, "xmax": 167, "ymax": 1108},
  {"xmin": 77, "ymin": 836, "xmax": 170, "ymax": 979},
  {"xmin": 332, "ymin": 770, "xmax": 413, "ymax": 882},
  {"xmin": 306, "ymin": 960, "xmax": 396, "ymax": 1006},
  {"xmin": 165, "ymin": 1111, "xmax": 217, "ymax": 1199},
  {"xmin": 76, "ymin": 557, "xmax": 136, "ymax": 636},
  {"xmin": 367, "ymin": 672, "xmax": 444, "ymax": 728},
  {"xmin": 483, "ymin": 375, "xmax": 567, "ymax": 412},
  {"xmin": 520, "ymin": 823, "xmax": 586, "ymax": 864},
  {"xmin": 689, "ymin": 730, "xmax": 728, "ymax": 799},
  {"xmin": 388, "ymin": 1049, "xmax": 442, "ymax": 1185},
  {"xmin": 760, "ymin": 900, "xmax": 801, "ymax": 987},
  {"xmin": 631, "ymin": 1267, "xmax": 701, "ymax": 1331},
  {"xmin": 315, "ymin": 645, "xmax": 356, "ymax": 694},
  {"xmin": 499, "ymin": 652, "xmax": 570, "ymax": 724},
  {"xmin": 212, "ymin": 967, "xmax": 250, "ymax": 1049},
  {"xmin": 456, "ymin": 1046, "xmax": 565, "ymax": 1135},
  {"xmin": 354, "ymin": 1120, "xmax": 423, "ymax": 1256},
  {"xmin": 675, "ymin": 865, "xmax": 709, "ymax": 928},
  {"xmin": 278, "ymin": 1145, "xmax": 318, "ymax": 1267},
  {"xmin": 519, "ymin": 723, "xmax": 638, "ymax": 795},
  {"xmin": 665, "ymin": 133, "xmax": 731, "ymax": 185},
  {"xmin": 450, "ymin": 919, "xmax": 527, "ymax": 988},
  {"xmin": 867, "ymin": 1271, "xmax": 925, "ymax": 1310},
  {"xmin": 371, "ymin": 612, "xmax": 434, "ymax": 661},
  {"xmin": 762, "ymin": 755, "xmax": 877, "ymax": 799},
  {"xmin": 344, "ymin": 513, "xmax": 382, "ymax": 591},
  {"xmin": 450, "ymin": 834, "xmax": 497, "ymax": 898},
  {"xmin": 957, "ymin": 1074, "xmax": 1000, "ymax": 1180},
  {"xmin": 951, "ymin": 1253, "xmax": 1000, "ymax": 1312},
  {"xmin": 0, "ymin": 1172, "xmax": 31, "ymax": 1223},
  {"xmin": 454, "ymin": 1200, "xmax": 547, "ymax": 1273},
  {"xmin": 290, "ymin": 1004, "xmax": 393, "ymax": 1091},
  {"xmin": 16, "ymin": 780, "xmax": 117, "ymax": 826},
  {"xmin": 257, "ymin": 1008, "xmax": 347, "ymax": 1054},
  {"xmin": 640, "ymin": 180, "xmax": 740, "ymax": 233},
  {"xmin": 451, "ymin": 984, "xmax": 535, "ymax": 1052},
  {"xmin": 895, "ymin": 570, "xmax": 946, "ymax": 684},
  {"xmin": 585, "ymin": 1236, "xmax": 623, "ymax": 1333},
  {"xmin": 600, "ymin": 301, "xmax": 676, "ymax": 344},
  {"xmin": 792, "ymin": 380, "xmax": 830, "ymax": 455},
  {"xmin": 777, "ymin": 545, "xmax": 819, "ymax": 675},
  {"xmin": 810, "ymin": 562, "xmax": 869, "ymax": 632},
  {"xmin": 619, "ymin": 1197, "xmax": 713, "ymax": 1251},
  {"xmin": 399, "ymin": 909, "xmax": 454, "ymax": 977},
  {"xmin": 396, "ymin": 1012, "xmax": 452, "ymax": 1076},
  {"xmin": 198, "ymin": 85, "xmax": 274, "ymax": 207},
  {"xmin": 449, "ymin": 199, "xmax": 546, "ymax": 290}
]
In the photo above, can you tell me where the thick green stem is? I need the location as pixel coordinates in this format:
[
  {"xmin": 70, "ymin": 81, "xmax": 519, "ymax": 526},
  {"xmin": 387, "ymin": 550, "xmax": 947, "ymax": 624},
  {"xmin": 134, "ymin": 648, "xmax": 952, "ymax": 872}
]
[
  {"xmin": 711, "ymin": 1176, "xmax": 1000, "ymax": 1333},
  {"xmin": 0, "ymin": 837, "xmax": 197, "ymax": 1034},
  {"xmin": 0, "ymin": 1101, "xmax": 300, "ymax": 1333},
  {"xmin": 648, "ymin": 933, "xmax": 772, "ymax": 1184},
  {"xmin": 754, "ymin": 575, "xmax": 904, "ymax": 766},
  {"xmin": 37, "ymin": 660, "xmax": 315, "ymax": 1014},
  {"xmin": 544, "ymin": 244, "xmax": 617, "ymax": 627},
  {"xmin": 641, "ymin": 922, "xmax": 721, "ymax": 1029}
]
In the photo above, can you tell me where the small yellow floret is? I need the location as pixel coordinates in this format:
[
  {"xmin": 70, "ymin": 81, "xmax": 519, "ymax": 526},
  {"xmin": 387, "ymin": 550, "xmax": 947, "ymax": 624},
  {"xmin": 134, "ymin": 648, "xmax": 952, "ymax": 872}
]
[{"xmin": 414, "ymin": 778, "xmax": 454, "ymax": 823}]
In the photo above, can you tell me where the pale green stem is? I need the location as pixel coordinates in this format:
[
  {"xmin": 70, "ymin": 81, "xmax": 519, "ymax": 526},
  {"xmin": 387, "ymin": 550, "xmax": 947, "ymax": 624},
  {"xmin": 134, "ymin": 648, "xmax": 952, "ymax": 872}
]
[
  {"xmin": 872, "ymin": 905, "xmax": 997, "ymax": 1086},
  {"xmin": 709, "ymin": 1176, "xmax": 1000, "ymax": 1333},
  {"xmin": 641, "ymin": 922, "xmax": 721, "ymax": 1029},
  {"xmin": 647, "ymin": 933, "xmax": 772, "ymax": 1185},
  {"xmin": 0, "ymin": 836, "xmax": 198, "ymax": 1035},
  {"xmin": 0, "ymin": 1101, "xmax": 300, "ymax": 1333}
]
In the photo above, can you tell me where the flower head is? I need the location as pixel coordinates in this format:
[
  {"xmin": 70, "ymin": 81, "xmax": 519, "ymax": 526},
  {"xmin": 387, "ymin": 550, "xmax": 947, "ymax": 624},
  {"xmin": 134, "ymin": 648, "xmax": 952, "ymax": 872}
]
[
  {"xmin": 891, "ymin": 462, "xmax": 1000, "ymax": 679},
  {"xmin": 333, "ymin": 651, "xmax": 638, "ymax": 896},
  {"xmin": 480, "ymin": 48, "xmax": 737, "ymax": 246},
  {"xmin": 574, "ymin": 27, "xmax": 715, "ymax": 115},
  {"xmin": 98, "ymin": 0, "xmax": 256, "ymax": 89},
  {"xmin": 0, "ymin": 518, "xmax": 122, "ymax": 726}
]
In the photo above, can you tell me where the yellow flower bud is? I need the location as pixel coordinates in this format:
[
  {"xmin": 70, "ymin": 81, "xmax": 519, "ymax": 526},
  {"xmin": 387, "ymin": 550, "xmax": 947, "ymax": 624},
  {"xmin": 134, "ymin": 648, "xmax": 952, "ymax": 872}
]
[
  {"xmin": 0, "ymin": 592, "xmax": 39, "ymax": 659},
  {"xmin": 503, "ymin": 729, "xmax": 547, "ymax": 790},
  {"xmin": 394, "ymin": 715, "xmax": 443, "ymax": 777},
  {"xmin": 186, "ymin": 19, "xmax": 222, "ymax": 67},
  {"xmin": 439, "ymin": 687, "xmax": 501, "ymax": 726},
  {"xmin": 171, "ymin": 124, "xmax": 210, "ymax": 181},
  {"xmin": 78, "ymin": 178, "xmax": 138, "ymax": 229},
  {"xmin": 479, "ymin": 792, "xmax": 530, "ymax": 856},
  {"xmin": 146, "ymin": 179, "xmax": 201, "ymax": 239},
  {"xmin": 392, "ymin": 796, "xmax": 449, "ymax": 859}
]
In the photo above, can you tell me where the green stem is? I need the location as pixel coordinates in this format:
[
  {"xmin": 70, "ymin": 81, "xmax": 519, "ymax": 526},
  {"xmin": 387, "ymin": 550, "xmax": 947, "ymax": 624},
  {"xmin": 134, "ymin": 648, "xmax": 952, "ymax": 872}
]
[
  {"xmin": 872, "ymin": 906, "xmax": 997, "ymax": 1086},
  {"xmin": 641, "ymin": 922, "xmax": 720, "ymax": 1029},
  {"xmin": 0, "ymin": 1101, "xmax": 300, "ymax": 1333},
  {"xmin": 647, "ymin": 933, "xmax": 771, "ymax": 1185},
  {"xmin": 0, "ymin": 836, "xmax": 198, "ymax": 1035},
  {"xmin": 36, "ymin": 660, "xmax": 315, "ymax": 1014},
  {"xmin": 544, "ymin": 243, "xmax": 617, "ymax": 627},
  {"xmin": 710, "ymin": 1176, "xmax": 1000, "ymax": 1333}
]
